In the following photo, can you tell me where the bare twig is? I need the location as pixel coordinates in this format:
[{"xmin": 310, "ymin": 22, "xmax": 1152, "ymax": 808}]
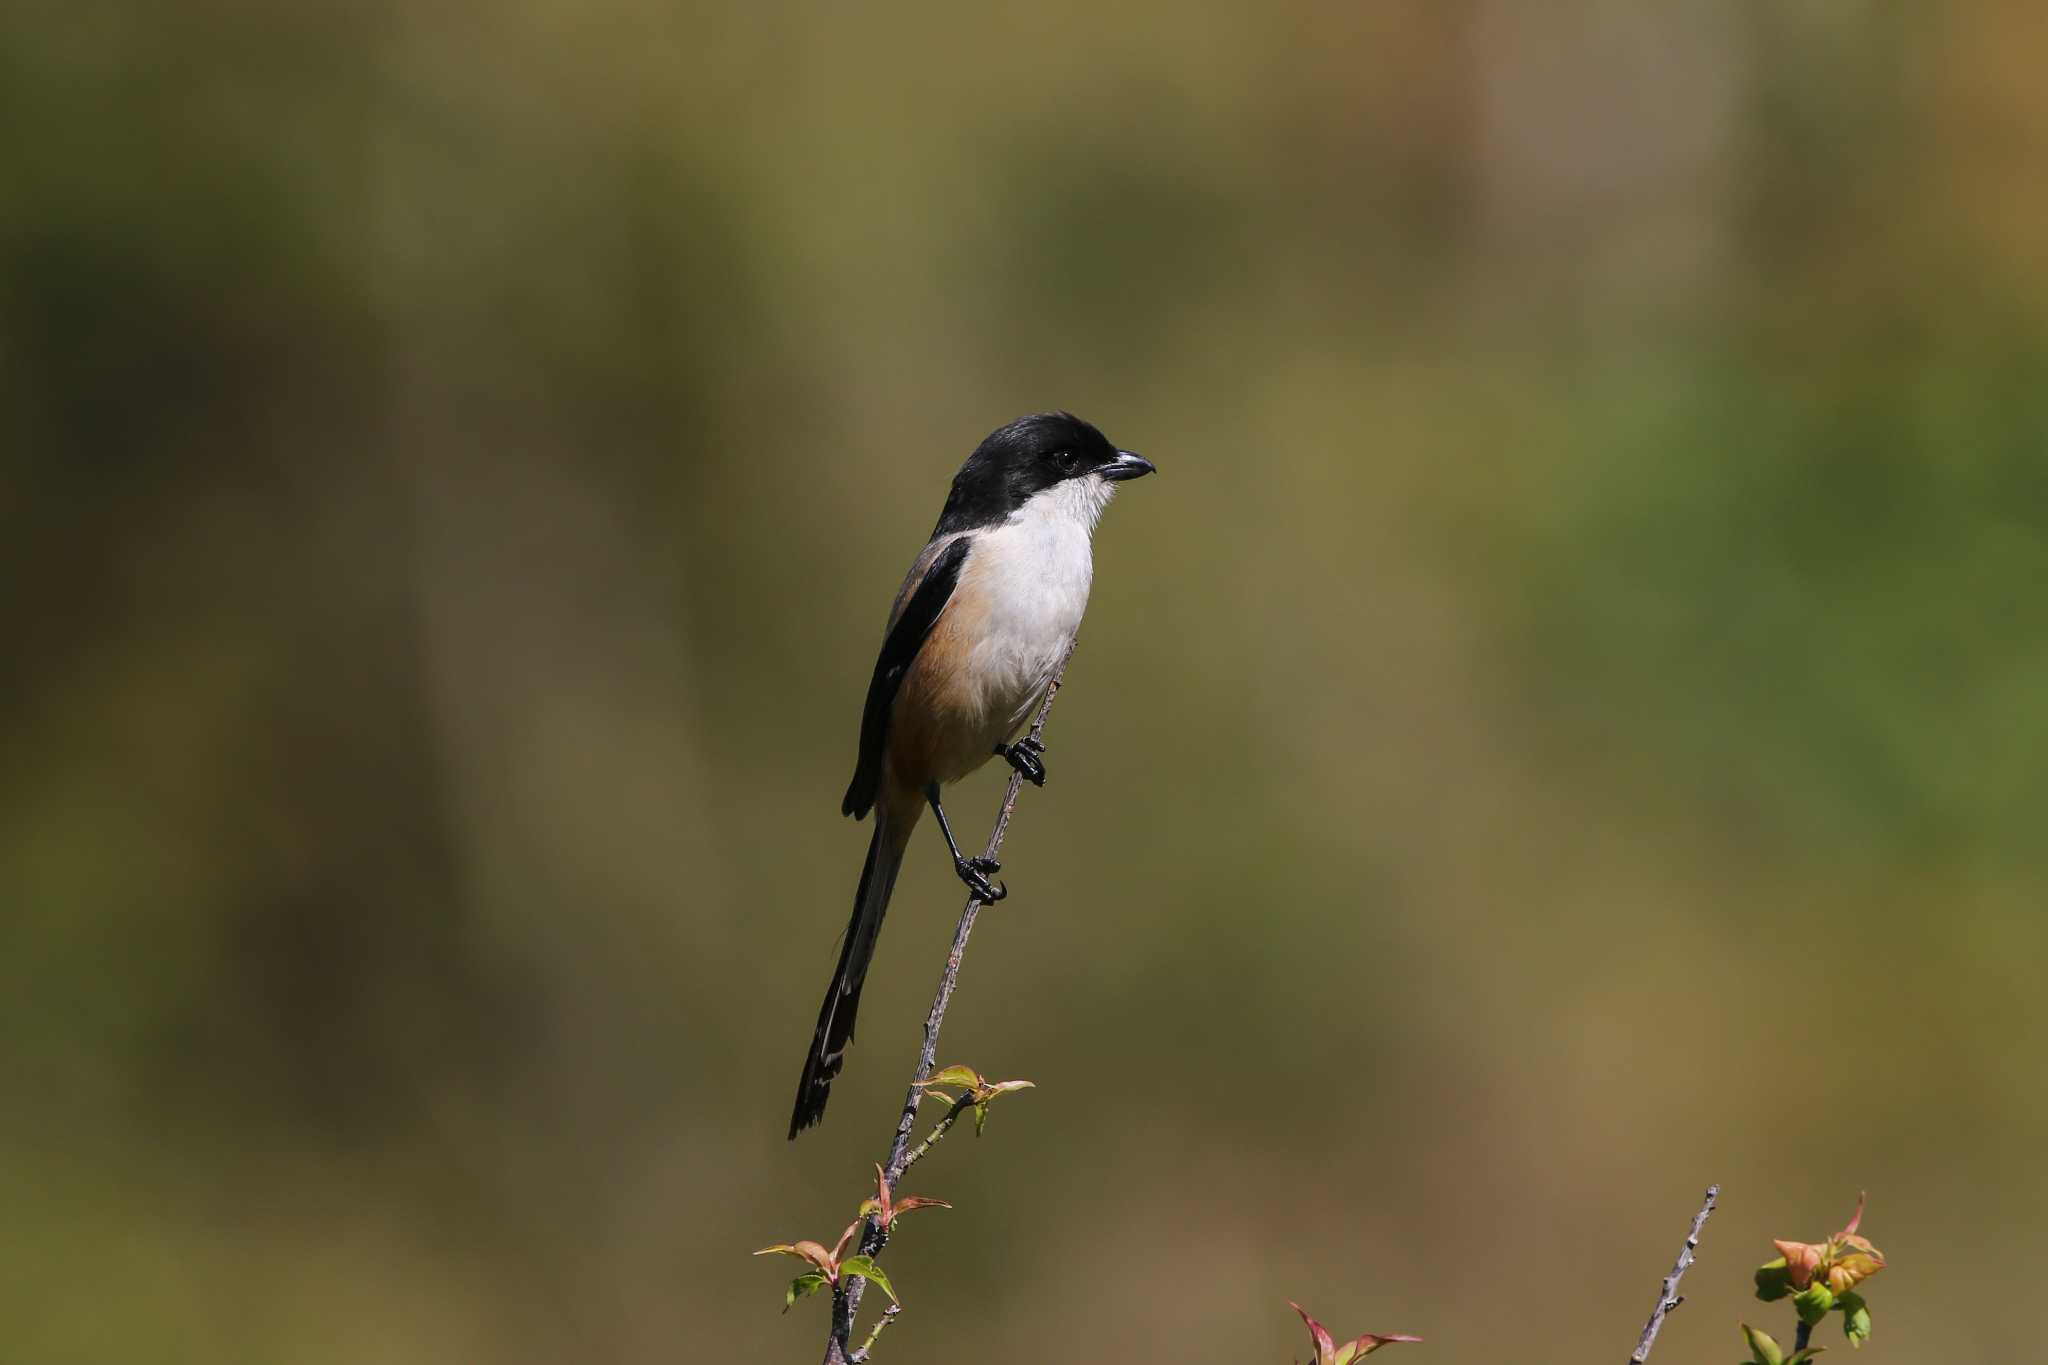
[
  {"xmin": 1630, "ymin": 1184, "xmax": 1720, "ymax": 1365},
  {"xmin": 823, "ymin": 640, "xmax": 1079, "ymax": 1365},
  {"xmin": 847, "ymin": 1304, "xmax": 901, "ymax": 1363}
]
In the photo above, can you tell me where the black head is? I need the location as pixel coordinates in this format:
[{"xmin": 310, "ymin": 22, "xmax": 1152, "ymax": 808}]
[{"xmin": 933, "ymin": 412, "xmax": 1155, "ymax": 536}]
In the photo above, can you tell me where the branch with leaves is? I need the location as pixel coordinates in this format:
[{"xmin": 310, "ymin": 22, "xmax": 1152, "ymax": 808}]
[
  {"xmin": 754, "ymin": 1081, "xmax": 1037, "ymax": 1360},
  {"xmin": 1742, "ymin": 1193, "xmax": 1887, "ymax": 1364},
  {"xmin": 754, "ymin": 643, "xmax": 1075, "ymax": 1364},
  {"xmin": 751, "ymin": 650, "xmax": 1903, "ymax": 1365},
  {"xmin": 1290, "ymin": 1302, "xmax": 1421, "ymax": 1364},
  {"xmin": 754, "ymin": 1164, "xmax": 950, "ymax": 1316},
  {"xmin": 1626, "ymin": 1187, "xmax": 1890, "ymax": 1365}
]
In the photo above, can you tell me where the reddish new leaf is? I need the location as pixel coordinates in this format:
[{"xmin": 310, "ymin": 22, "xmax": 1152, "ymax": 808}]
[
  {"xmin": 863, "ymin": 1165, "xmax": 951, "ymax": 1230},
  {"xmin": 1765, "ymin": 1196, "xmax": 1886, "ymax": 1305},
  {"xmin": 754, "ymin": 1240, "xmax": 837, "ymax": 1273},
  {"xmin": 1339, "ymin": 1332, "xmax": 1424, "ymax": 1359},
  {"xmin": 1290, "ymin": 1302, "xmax": 1417, "ymax": 1365},
  {"xmin": 1824, "ymin": 1241, "xmax": 1884, "ymax": 1297},
  {"xmin": 829, "ymin": 1220, "xmax": 859, "ymax": 1264},
  {"xmin": 1291, "ymin": 1301, "xmax": 1338, "ymax": 1365},
  {"xmin": 1837, "ymin": 1192, "xmax": 1866, "ymax": 1239},
  {"xmin": 1775, "ymin": 1239, "xmax": 1825, "ymax": 1291}
]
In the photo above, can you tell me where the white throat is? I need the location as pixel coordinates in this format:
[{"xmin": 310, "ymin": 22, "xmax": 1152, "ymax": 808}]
[
  {"xmin": 1014, "ymin": 472, "xmax": 1116, "ymax": 535},
  {"xmin": 956, "ymin": 474, "xmax": 1109, "ymax": 734}
]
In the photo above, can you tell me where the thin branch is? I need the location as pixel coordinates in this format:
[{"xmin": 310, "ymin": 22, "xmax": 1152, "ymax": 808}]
[
  {"xmin": 898, "ymin": 1094, "xmax": 973, "ymax": 1172},
  {"xmin": 846, "ymin": 1304, "xmax": 900, "ymax": 1363},
  {"xmin": 1630, "ymin": 1184, "xmax": 1720, "ymax": 1365},
  {"xmin": 823, "ymin": 640, "xmax": 1079, "ymax": 1365}
]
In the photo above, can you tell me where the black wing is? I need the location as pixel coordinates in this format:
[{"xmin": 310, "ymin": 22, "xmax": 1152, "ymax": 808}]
[{"xmin": 841, "ymin": 536, "xmax": 973, "ymax": 818}]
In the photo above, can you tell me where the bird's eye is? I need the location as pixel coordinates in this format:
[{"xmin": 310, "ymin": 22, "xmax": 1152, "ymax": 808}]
[{"xmin": 1054, "ymin": 450, "xmax": 1079, "ymax": 472}]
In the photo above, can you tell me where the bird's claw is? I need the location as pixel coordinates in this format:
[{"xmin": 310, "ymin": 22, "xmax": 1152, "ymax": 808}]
[
  {"xmin": 954, "ymin": 856, "xmax": 1007, "ymax": 903},
  {"xmin": 995, "ymin": 736, "xmax": 1047, "ymax": 787}
]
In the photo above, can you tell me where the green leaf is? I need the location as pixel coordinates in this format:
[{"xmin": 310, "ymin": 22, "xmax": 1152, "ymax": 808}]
[
  {"xmin": 1755, "ymin": 1257, "xmax": 1794, "ymax": 1302},
  {"xmin": 1784, "ymin": 1350, "xmax": 1826, "ymax": 1363},
  {"xmin": 1743, "ymin": 1323, "xmax": 1786, "ymax": 1365},
  {"xmin": 839, "ymin": 1256, "xmax": 898, "ymax": 1304},
  {"xmin": 923, "ymin": 1065, "xmax": 984, "ymax": 1092},
  {"xmin": 973, "ymin": 1100, "xmax": 990, "ymax": 1136},
  {"xmin": 1839, "ymin": 1291, "xmax": 1871, "ymax": 1348},
  {"xmin": 784, "ymin": 1271, "xmax": 828, "ymax": 1313},
  {"xmin": 1793, "ymin": 1283, "xmax": 1835, "ymax": 1325}
]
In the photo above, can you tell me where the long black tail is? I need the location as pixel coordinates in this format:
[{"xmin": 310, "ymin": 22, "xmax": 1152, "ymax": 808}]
[{"xmin": 789, "ymin": 805, "xmax": 910, "ymax": 1138}]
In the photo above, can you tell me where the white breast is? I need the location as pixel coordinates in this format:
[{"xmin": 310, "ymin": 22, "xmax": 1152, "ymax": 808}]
[{"xmin": 961, "ymin": 475, "xmax": 1114, "ymax": 733}]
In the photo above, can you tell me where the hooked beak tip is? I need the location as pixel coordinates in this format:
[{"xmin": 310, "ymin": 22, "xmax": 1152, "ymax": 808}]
[{"xmin": 1103, "ymin": 451, "xmax": 1156, "ymax": 481}]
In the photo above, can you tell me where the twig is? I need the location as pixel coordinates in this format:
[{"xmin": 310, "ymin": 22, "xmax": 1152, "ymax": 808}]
[
  {"xmin": 847, "ymin": 1304, "xmax": 900, "ymax": 1363},
  {"xmin": 822, "ymin": 640, "xmax": 1079, "ymax": 1365},
  {"xmin": 1793, "ymin": 1319, "xmax": 1813, "ymax": 1354},
  {"xmin": 1630, "ymin": 1184, "xmax": 1720, "ymax": 1365},
  {"xmin": 898, "ymin": 1095, "xmax": 973, "ymax": 1172}
]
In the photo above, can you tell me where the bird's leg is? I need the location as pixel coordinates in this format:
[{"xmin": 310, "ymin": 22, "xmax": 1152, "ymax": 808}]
[
  {"xmin": 926, "ymin": 782, "xmax": 1006, "ymax": 902},
  {"xmin": 993, "ymin": 736, "xmax": 1047, "ymax": 787}
]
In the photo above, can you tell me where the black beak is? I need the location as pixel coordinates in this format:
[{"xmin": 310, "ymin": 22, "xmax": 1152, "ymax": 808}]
[{"xmin": 1101, "ymin": 450, "xmax": 1156, "ymax": 482}]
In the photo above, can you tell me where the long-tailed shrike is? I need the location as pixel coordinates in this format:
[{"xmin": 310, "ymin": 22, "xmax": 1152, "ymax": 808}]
[{"xmin": 788, "ymin": 412, "xmax": 1154, "ymax": 1137}]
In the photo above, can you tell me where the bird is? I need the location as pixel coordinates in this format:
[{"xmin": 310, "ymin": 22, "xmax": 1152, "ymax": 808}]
[{"xmin": 788, "ymin": 412, "xmax": 1155, "ymax": 1138}]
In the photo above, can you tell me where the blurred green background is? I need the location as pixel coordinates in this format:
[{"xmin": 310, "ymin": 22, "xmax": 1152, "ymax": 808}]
[{"xmin": 4, "ymin": 2, "xmax": 2045, "ymax": 1361}]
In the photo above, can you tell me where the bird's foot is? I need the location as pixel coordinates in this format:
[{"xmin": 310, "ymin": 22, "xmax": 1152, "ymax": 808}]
[
  {"xmin": 953, "ymin": 855, "xmax": 1007, "ymax": 903},
  {"xmin": 995, "ymin": 737, "xmax": 1047, "ymax": 787}
]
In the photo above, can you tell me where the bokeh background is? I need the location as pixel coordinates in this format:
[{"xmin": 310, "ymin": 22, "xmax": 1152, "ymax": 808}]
[{"xmin": 5, "ymin": 2, "xmax": 2045, "ymax": 1361}]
